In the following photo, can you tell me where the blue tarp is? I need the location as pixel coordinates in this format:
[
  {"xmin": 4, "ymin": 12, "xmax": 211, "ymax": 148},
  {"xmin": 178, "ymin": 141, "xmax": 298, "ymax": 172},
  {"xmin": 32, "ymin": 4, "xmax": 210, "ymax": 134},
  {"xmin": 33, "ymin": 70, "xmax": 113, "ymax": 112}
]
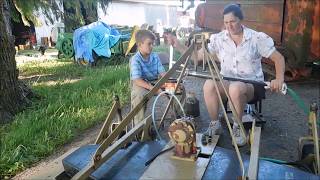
[{"xmin": 73, "ymin": 21, "xmax": 122, "ymax": 63}]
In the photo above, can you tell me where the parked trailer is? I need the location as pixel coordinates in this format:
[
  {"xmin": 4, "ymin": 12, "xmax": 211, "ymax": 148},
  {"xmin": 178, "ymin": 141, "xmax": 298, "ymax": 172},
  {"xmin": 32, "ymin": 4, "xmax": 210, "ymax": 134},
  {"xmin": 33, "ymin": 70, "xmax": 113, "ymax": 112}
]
[{"xmin": 195, "ymin": 0, "xmax": 319, "ymax": 80}]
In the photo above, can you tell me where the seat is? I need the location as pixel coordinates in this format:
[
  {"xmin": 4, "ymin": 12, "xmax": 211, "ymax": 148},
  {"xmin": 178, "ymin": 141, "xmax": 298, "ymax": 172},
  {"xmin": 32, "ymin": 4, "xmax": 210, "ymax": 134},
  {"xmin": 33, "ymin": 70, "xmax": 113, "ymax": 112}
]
[{"xmin": 223, "ymin": 97, "xmax": 266, "ymax": 128}]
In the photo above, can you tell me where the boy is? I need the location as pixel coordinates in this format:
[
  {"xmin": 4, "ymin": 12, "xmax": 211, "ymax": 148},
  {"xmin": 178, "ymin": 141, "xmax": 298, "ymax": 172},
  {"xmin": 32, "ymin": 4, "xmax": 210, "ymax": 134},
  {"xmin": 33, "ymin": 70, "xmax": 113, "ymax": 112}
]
[{"xmin": 130, "ymin": 29, "xmax": 166, "ymax": 126}]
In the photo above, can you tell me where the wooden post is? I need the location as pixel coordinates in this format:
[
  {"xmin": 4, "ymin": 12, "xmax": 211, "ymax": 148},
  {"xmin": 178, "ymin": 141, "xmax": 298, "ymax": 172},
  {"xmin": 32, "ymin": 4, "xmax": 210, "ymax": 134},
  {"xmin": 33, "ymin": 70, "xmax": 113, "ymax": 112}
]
[
  {"xmin": 248, "ymin": 126, "xmax": 261, "ymax": 180},
  {"xmin": 95, "ymin": 95, "xmax": 121, "ymax": 144},
  {"xmin": 310, "ymin": 103, "xmax": 319, "ymax": 174}
]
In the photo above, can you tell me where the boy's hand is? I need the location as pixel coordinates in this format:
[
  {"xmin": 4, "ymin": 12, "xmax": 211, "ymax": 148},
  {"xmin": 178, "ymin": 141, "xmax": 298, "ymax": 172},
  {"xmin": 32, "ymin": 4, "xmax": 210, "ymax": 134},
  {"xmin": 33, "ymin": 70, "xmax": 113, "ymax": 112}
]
[{"xmin": 156, "ymin": 88, "xmax": 163, "ymax": 95}]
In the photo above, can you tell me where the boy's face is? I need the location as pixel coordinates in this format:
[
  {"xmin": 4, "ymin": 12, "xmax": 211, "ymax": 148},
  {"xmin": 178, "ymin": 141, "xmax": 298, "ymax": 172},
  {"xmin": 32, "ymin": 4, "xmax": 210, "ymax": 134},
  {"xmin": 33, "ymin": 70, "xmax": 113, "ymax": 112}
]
[{"xmin": 138, "ymin": 38, "xmax": 154, "ymax": 56}]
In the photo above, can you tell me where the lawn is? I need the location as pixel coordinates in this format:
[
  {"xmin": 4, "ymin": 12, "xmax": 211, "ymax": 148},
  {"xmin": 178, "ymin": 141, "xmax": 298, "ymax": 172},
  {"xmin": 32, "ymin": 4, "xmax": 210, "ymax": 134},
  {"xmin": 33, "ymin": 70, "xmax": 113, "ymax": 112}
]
[
  {"xmin": 0, "ymin": 57, "xmax": 130, "ymax": 177},
  {"xmin": 0, "ymin": 41, "xmax": 175, "ymax": 178}
]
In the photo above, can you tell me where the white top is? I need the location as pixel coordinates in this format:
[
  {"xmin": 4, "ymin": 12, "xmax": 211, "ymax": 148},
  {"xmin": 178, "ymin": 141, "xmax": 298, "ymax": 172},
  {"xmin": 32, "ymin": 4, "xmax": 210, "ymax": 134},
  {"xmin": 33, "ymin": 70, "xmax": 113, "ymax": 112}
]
[{"xmin": 207, "ymin": 26, "xmax": 276, "ymax": 82}]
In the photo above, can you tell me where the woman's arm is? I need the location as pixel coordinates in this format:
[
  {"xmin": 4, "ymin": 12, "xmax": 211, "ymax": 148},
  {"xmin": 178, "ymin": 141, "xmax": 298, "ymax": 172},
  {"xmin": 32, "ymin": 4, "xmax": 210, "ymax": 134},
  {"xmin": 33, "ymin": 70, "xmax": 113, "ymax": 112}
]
[{"xmin": 268, "ymin": 50, "xmax": 285, "ymax": 92}]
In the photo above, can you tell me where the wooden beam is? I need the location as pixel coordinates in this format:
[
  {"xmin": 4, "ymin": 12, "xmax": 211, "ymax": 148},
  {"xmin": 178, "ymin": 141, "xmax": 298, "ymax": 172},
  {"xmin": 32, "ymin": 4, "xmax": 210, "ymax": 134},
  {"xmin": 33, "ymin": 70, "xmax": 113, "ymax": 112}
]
[
  {"xmin": 248, "ymin": 126, "xmax": 261, "ymax": 180},
  {"xmin": 309, "ymin": 104, "xmax": 320, "ymax": 174},
  {"xmin": 95, "ymin": 96, "xmax": 121, "ymax": 144},
  {"xmin": 206, "ymin": 50, "xmax": 246, "ymax": 137},
  {"xmin": 71, "ymin": 116, "xmax": 148, "ymax": 180},
  {"xmin": 205, "ymin": 49, "xmax": 246, "ymax": 175}
]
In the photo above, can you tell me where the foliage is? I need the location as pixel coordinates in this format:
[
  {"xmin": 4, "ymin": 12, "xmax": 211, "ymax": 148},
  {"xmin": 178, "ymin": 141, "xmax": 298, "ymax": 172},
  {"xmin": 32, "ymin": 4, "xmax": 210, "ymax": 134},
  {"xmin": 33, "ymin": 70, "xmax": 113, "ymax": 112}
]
[
  {"xmin": 12, "ymin": 0, "xmax": 112, "ymax": 27},
  {"xmin": 0, "ymin": 59, "xmax": 130, "ymax": 178}
]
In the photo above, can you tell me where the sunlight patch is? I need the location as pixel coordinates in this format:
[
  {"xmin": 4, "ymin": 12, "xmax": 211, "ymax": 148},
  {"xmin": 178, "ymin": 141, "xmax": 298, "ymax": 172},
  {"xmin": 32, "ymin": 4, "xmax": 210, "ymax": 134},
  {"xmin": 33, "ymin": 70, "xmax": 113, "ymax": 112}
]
[{"xmin": 33, "ymin": 78, "xmax": 82, "ymax": 87}]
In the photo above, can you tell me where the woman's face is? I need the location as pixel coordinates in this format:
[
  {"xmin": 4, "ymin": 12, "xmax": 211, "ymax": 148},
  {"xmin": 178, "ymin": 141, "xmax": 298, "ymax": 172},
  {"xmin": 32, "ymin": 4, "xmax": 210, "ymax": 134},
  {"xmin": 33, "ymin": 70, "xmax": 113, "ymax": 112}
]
[{"xmin": 223, "ymin": 12, "xmax": 242, "ymax": 35}]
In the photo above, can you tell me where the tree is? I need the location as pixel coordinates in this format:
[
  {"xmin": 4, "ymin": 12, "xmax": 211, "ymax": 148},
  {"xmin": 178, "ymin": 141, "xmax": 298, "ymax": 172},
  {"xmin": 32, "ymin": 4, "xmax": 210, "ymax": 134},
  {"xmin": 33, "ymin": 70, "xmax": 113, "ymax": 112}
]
[
  {"xmin": 63, "ymin": 0, "xmax": 103, "ymax": 32},
  {"xmin": 0, "ymin": 0, "xmax": 112, "ymax": 123}
]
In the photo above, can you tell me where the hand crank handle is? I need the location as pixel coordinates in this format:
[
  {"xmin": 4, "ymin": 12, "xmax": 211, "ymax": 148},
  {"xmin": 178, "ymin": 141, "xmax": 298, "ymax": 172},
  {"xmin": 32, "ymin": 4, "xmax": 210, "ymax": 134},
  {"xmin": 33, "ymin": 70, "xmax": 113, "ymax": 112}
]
[{"xmin": 264, "ymin": 82, "xmax": 287, "ymax": 95}]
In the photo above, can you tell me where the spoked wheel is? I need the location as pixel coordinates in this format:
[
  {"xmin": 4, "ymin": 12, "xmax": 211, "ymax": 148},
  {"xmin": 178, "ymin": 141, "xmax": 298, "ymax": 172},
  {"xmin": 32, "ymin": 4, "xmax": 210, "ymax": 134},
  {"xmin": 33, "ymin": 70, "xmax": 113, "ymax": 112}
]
[
  {"xmin": 151, "ymin": 89, "xmax": 187, "ymax": 140},
  {"xmin": 61, "ymin": 38, "xmax": 74, "ymax": 59}
]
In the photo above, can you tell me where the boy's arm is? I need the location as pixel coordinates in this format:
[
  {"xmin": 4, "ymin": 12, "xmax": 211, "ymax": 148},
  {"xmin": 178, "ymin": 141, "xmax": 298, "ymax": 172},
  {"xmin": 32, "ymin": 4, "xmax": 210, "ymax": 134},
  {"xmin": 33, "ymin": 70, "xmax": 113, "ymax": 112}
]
[
  {"xmin": 133, "ymin": 78, "xmax": 162, "ymax": 94},
  {"xmin": 132, "ymin": 78, "xmax": 153, "ymax": 90}
]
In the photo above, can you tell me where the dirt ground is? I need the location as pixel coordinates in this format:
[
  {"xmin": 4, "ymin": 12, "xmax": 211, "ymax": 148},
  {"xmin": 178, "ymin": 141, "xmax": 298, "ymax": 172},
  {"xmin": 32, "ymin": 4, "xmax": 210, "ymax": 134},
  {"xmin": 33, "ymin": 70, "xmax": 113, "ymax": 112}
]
[
  {"xmin": 14, "ymin": 64, "xmax": 319, "ymax": 179},
  {"xmin": 183, "ymin": 75, "xmax": 319, "ymax": 162}
]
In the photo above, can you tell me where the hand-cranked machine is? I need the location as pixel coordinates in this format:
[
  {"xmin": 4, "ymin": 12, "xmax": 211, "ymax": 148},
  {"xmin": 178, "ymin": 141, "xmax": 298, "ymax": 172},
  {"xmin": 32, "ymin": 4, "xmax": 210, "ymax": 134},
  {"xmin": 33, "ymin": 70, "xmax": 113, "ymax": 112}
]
[{"xmin": 50, "ymin": 33, "xmax": 319, "ymax": 180}]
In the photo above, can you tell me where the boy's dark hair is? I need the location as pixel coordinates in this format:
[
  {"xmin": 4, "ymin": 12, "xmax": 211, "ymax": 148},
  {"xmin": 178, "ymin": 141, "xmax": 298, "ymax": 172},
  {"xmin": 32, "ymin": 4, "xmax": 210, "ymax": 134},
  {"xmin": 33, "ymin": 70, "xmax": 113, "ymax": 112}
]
[
  {"xmin": 223, "ymin": 3, "xmax": 243, "ymax": 20},
  {"xmin": 135, "ymin": 29, "xmax": 156, "ymax": 44}
]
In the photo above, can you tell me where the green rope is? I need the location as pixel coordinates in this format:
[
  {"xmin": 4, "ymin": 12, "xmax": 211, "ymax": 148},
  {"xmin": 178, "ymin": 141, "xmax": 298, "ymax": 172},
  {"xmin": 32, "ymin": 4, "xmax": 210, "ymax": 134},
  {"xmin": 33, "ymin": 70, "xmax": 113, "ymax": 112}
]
[
  {"xmin": 259, "ymin": 157, "xmax": 287, "ymax": 164},
  {"xmin": 286, "ymin": 87, "xmax": 319, "ymax": 126}
]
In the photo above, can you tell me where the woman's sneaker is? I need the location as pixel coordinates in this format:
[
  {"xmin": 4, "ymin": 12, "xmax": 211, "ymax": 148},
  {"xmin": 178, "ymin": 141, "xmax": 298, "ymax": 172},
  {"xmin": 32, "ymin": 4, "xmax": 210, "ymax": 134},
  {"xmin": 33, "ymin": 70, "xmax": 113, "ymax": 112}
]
[
  {"xmin": 232, "ymin": 123, "xmax": 247, "ymax": 146},
  {"xmin": 202, "ymin": 120, "xmax": 222, "ymax": 145},
  {"xmin": 204, "ymin": 121, "xmax": 222, "ymax": 136}
]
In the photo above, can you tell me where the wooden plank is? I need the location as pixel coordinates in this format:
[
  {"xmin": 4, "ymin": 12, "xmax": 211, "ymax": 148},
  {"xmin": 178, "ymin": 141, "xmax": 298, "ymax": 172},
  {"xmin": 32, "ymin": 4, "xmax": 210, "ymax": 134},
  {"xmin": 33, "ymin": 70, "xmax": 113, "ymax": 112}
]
[
  {"xmin": 196, "ymin": 134, "xmax": 219, "ymax": 156},
  {"xmin": 248, "ymin": 127, "xmax": 261, "ymax": 180},
  {"xmin": 140, "ymin": 150, "xmax": 209, "ymax": 180},
  {"xmin": 140, "ymin": 134, "xmax": 218, "ymax": 180}
]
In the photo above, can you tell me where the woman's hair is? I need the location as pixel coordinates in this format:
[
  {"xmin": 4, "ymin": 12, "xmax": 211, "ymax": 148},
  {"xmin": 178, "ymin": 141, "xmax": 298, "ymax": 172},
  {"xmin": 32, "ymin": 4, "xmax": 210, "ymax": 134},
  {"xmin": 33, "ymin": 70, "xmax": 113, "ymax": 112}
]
[
  {"xmin": 223, "ymin": 3, "xmax": 243, "ymax": 20},
  {"xmin": 135, "ymin": 29, "xmax": 156, "ymax": 44}
]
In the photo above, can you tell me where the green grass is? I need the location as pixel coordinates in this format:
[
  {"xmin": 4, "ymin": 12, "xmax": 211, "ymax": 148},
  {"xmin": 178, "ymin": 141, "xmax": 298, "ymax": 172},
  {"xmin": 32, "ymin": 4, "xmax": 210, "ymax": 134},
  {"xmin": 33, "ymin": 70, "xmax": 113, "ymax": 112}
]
[
  {"xmin": 17, "ymin": 48, "xmax": 58, "ymax": 56},
  {"xmin": 0, "ymin": 58, "xmax": 130, "ymax": 178}
]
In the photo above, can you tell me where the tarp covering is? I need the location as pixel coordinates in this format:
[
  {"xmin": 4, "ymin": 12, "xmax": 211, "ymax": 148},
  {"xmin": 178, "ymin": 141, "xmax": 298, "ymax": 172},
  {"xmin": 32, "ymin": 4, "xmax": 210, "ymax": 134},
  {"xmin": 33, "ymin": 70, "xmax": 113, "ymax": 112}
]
[{"xmin": 73, "ymin": 21, "xmax": 122, "ymax": 62}]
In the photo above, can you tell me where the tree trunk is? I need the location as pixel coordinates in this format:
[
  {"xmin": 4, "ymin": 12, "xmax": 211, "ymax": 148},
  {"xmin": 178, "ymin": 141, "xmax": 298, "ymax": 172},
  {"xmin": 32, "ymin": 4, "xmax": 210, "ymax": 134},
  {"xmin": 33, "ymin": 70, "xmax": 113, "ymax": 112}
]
[
  {"xmin": 0, "ymin": 0, "xmax": 32, "ymax": 123},
  {"xmin": 63, "ymin": 1, "xmax": 83, "ymax": 32},
  {"xmin": 79, "ymin": 1, "xmax": 98, "ymax": 25},
  {"xmin": 63, "ymin": 0, "xmax": 98, "ymax": 32}
]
